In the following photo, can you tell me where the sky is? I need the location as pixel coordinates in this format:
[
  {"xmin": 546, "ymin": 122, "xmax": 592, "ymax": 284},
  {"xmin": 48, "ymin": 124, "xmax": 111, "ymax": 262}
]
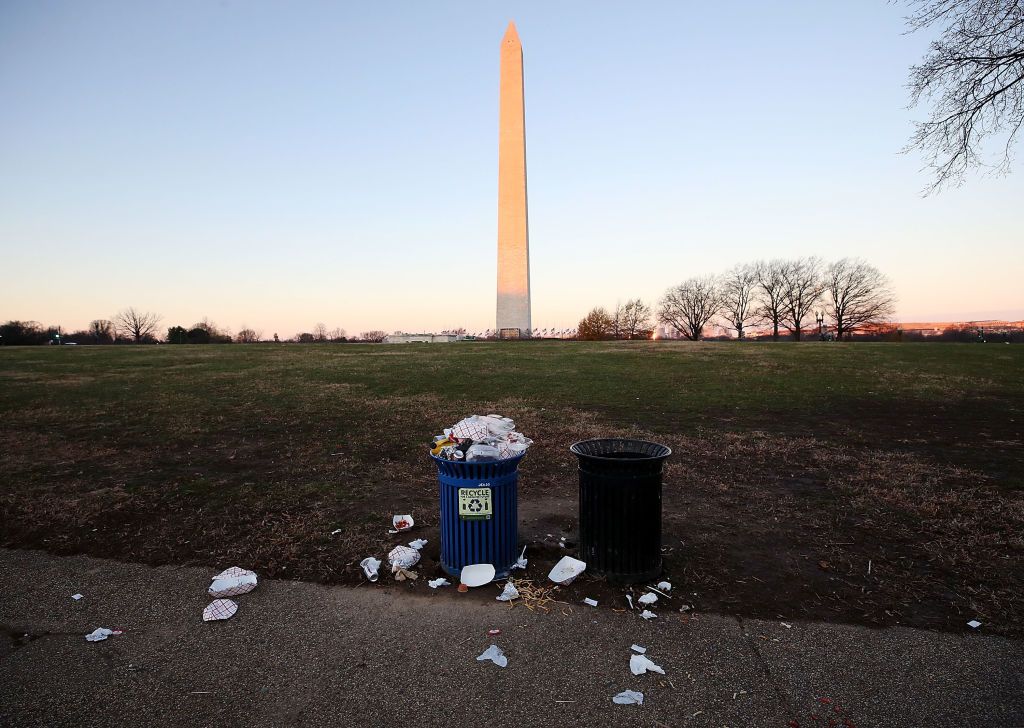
[{"xmin": 1, "ymin": 0, "xmax": 1021, "ymax": 337}]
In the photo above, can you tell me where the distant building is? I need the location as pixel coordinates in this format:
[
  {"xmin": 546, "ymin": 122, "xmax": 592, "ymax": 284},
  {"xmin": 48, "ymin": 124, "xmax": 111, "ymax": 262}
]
[{"xmin": 385, "ymin": 333, "xmax": 462, "ymax": 344}]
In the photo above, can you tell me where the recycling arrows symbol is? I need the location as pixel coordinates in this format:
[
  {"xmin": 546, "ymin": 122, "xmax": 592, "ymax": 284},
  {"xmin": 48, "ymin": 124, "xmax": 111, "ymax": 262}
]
[{"xmin": 468, "ymin": 498, "xmax": 484, "ymax": 512}]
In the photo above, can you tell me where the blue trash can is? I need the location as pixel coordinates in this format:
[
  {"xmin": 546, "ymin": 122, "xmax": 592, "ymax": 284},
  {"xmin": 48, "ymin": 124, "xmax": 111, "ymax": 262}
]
[{"xmin": 432, "ymin": 452, "xmax": 524, "ymax": 579}]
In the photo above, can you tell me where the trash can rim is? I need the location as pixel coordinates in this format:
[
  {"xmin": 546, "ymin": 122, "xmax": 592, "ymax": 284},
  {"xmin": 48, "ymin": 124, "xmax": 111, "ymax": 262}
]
[{"xmin": 569, "ymin": 438, "xmax": 672, "ymax": 462}]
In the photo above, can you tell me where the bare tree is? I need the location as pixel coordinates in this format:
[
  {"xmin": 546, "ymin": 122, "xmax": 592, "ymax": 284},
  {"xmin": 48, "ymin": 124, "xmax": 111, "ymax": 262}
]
[
  {"xmin": 614, "ymin": 299, "xmax": 652, "ymax": 339},
  {"xmin": 658, "ymin": 276, "xmax": 723, "ymax": 341},
  {"xmin": 780, "ymin": 258, "xmax": 825, "ymax": 341},
  {"xmin": 114, "ymin": 308, "xmax": 161, "ymax": 343},
  {"xmin": 236, "ymin": 328, "xmax": 263, "ymax": 343},
  {"xmin": 824, "ymin": 258, "xmax": 897, "ymax": 339},
  {"xmin": 754, "ymin": 260, "xmax": 788, "ymax": 341},
  {"xmin": 905, "ymin": 0, "xmax": 1024, "ymax": 191},
  {"xmin": 577, "ymin": 307, "xmax": 614, "ymax": 340},
  {"xmin": 89, "ymin": 319, "xmax": 115, "ymax": 344},
  {"xmin": 313, "ymin": 323, "xmax": 328, "ymax": 342},
  {"xmin": 328, "ymin": 327, "xmax": 346, "ymax": 342},
  {"xmin": 360, "ymin": 330, "xmax": 388, "ymax": 343},
  {"xmin": 720, "ymin": 263, "xmax": 759, "ymax": 339}
]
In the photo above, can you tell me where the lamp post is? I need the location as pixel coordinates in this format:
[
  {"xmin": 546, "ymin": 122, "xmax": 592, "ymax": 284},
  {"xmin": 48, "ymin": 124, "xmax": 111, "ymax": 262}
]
[{"xmin": 815, "ymin": 311, "xmax": 825, "ymax": 341}]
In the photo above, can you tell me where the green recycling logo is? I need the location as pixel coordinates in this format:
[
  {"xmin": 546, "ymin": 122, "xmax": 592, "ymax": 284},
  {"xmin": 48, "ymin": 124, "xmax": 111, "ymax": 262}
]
[{"xmin": 458, "ymin": 486, "xmax": 493, "ymax": 520}]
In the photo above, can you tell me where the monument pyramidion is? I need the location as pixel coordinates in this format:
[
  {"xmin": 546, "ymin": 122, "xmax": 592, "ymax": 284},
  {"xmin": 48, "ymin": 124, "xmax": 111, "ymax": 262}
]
[{"xmin": 496, "ymin": 21, "xmax": 531, "ymax": 339}]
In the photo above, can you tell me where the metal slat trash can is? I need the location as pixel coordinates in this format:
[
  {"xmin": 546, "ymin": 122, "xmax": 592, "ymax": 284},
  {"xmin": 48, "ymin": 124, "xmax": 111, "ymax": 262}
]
[
  {"xmin": 570, "ymin": 439, "xmax": 672, "ymax": 583},
  {"xmin": 432, "ymin": 452, "xmax": 524, "ymax": 579}
]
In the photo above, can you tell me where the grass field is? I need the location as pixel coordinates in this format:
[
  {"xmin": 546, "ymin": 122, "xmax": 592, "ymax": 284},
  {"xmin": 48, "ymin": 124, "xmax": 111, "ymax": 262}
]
[{"xmin": 1, "ymin": 341, "xmax": 1022, "ymax": 635}]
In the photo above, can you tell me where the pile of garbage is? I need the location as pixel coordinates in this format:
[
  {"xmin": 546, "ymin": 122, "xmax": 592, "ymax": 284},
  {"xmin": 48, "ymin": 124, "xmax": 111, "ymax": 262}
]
[{"xmin": 431, "ymin": 414, "xmax": 532, "ymax": 462}]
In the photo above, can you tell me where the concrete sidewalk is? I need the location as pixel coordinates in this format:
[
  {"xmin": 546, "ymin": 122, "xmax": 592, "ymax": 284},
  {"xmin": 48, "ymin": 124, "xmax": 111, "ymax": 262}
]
[{"xmin": 1, "ymin": 548, "xmax": 1020, "ymax": 728}]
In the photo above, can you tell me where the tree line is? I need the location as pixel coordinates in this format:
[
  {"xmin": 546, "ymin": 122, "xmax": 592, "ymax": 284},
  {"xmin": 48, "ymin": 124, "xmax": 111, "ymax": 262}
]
[{"xmin": 577, "ymin": 257, "xmax": 897, "ymax": 341}]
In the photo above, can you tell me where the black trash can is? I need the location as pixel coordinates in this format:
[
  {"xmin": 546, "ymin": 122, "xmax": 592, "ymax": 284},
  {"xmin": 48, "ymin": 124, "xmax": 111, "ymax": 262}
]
[{"xmin": 570, "ymin": 438, "xmax": 672, "ymax": 583}]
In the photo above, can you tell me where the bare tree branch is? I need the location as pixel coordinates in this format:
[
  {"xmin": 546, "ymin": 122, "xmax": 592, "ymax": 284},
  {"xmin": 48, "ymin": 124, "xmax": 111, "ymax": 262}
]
[
  {"xmin": 824, "ymin": 258, "xmax": 898, "ymax": 338},
  {"xmin": 113, "ymin": 308, "xmax": 161, "ymax": 343},
  {"xmin": 720, "ymin": 263, "xmax": 759, "ymax": 339},
  {"xmin": 658, "ymin": 276, "xmax": 723, "ymax": 341}
]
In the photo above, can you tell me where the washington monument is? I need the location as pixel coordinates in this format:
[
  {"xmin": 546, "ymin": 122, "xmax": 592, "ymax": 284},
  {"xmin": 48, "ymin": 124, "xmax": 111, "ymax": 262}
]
[{"xmin": 496, "ymin": 21, "xmax": 531, "ymax": 338}]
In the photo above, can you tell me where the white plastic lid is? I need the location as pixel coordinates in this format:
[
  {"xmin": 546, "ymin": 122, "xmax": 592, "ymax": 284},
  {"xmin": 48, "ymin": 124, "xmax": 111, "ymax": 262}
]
[{"xmin": 460, "ymin": 563, "xmax": 496, "ymax": 587}]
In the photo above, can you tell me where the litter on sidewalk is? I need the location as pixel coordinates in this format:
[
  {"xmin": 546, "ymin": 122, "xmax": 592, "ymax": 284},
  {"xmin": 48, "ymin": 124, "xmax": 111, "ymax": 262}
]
[
  {"xmin": 638, "ymin": 592, "xmax": 657, "ymax": 606},
  {"xmin": 408, "ymin": 539, "xmax": 428, "ymax": 550},
  {"xmin": 548, "ymin": 556, "xmax": 586, "ymax": 585},
  {"xmin": 476, "ymin": 644, "xmax": 508, "ymax": 668},
  {"xmin": 630, "ymin": 644, "xmax": 646, "ymax": 654},
  {"xmin": 583, "ymin": 598, "xmax": 598, "ymax": 607},
  {"xmin": 612, "ymin": 690, "xmax": 644, "ymax": 705},
  {"xmin": 496, "ymin": 581, "xmax": 520, "ymax": 602},
  {"xmin": 640, "ymin": 610, "xmax": 657, "ymax": 620},
  {"xmin": 71, "ymin": 594, "xmax": 83, "ymax": 601},
  {"xmin": 202, "ymin": 599, "xmax": 238, "ymax": 622},
  {"xmin": 388, "ymin": 546, "xmax": 421, "ymax": 572},
  {"xmin": 513, "ymin": 545, "xmax": 528, "ymax": 570},
  {"xmin": 428, "ymin": 578, "xmax": 450, "ymax": 589},
  {"xmin": 85, "ymin": 628, "xmax": 113, "ymax": 642},
  {"xmin": 630, "ymin": 653, "xmax": 665, "ymax": 675},
  {"xmin": 360, "ymin": 557, "xmax": 382, "ymax": 582},
  {"xmin": 208, "ymin": 567, "xmax": 258, "ymax": 598},
  {"xmin": 657, "ymin": 581, "xmax": 672, "ymax": 591},
  {"xmin": 967, "ymin": 620, "xmax": 982, "ymax": 629},
  {"xmin": 461, "ymin": 563, "xmax": 496, "ymax": 588}
]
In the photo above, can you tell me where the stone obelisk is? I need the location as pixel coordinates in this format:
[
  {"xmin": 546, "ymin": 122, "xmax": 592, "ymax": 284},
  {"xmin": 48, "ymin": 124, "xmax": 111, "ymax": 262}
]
[{"xmin": 496, "ymin": 21, "xmax": 531, "ymax": 338}]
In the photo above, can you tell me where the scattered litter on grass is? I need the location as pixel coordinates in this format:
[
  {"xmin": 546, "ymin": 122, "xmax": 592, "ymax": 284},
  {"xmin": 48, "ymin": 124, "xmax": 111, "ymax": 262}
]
[
  {"xmin": 476, "ymin": 644, "xmax": 508, "ymax": 668},
  {"xmin": 330, "ymin": 529, "xmax": 342, "ymax": 536},
  {"xmin": 461, "ymin": 563, "xmax": 496, "ymax": 588},
  {"xmin": 488, "ymin": 629, "xmax": 501, "ymax": 636},
  {"xmin": 646, "ymin": 585, "xmax": 671, "ymax": 599},
  {"xmin": 393, "ymin": 568, "xmax": 418, "ymax": 582},
  {"xmin": 360, "ymin": 557, "xmax": 382, "ymax": 582},
  {"xmin": 967, "ymin": 620, "xmax": 982, "ymax": 629},
  {"xmin": 202, "ymin": 599, "xmax": 238, "ymax": 622},
  {"xmin": 612, "ymin": 690, "xmax": 644, "ymax": 705},
  {"xmin": 781, "ymin": 622, "xmax": 793, "ymax": 629},
  {"xmin": 428, "ymin": 578, "xmax": 450, "ymax": 589},
  {"xmin": 208, "ymin": 567, "xmax": 258, "ymax": 598},
  {"xmin": 631, "ymin": 644, "xmax": 646, "ymax": 654},
  {"xmin": 638, "ymin": 593, "xmax": 658, "ymax": 606},
  {"xmin": 71, "ymin": 594, "xmax": 83, "ymax": 601},
  {"xmin": 626, "ymin": 594, "xmax": 634, "ymax": 610},
  {"xmin": 388, "ymin": 546, "xmax": 421, "ymax": 572},
  {"xmin": 497, "ymin": 581, "xmax": 520, "ymax": 602},
  {"xmin": 548, "ymin": 556, "xmax": 586, "ymax": 584},
  {"xmin": 392, "ymin": 514, "xmax": 414, "ymax": 532},
  {"xmin": 408, "ymin": 539, "xmax": 428, "ymax": 550},
  {"xmin": 640, "ymin": 610, "xmax": 657, "ymax": 620},
  {"xmin": 657, "ymin": 581, "xmax": 671, "ymax": 591},
  {"xmin": 630, "ymin": 653, "xmax": 665, "ymax": 675},
  {"xmin": 583, "ymin": 598, "xmax": 598, "ymax": 607},
  {"xmin": 85, "ymin": 628, "xmax": 113, "ymax": 642},
  {"xmin": 514, "ymin": 545, "xmax": 528, "ymax": 570},
  {"xmin": 679, "ymin": 605, "xmax": 692, "ymax": 613}
]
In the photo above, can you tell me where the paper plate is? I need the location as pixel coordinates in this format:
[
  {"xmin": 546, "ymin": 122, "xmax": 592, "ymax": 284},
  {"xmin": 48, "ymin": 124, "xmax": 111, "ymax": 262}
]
[
  {"xmin": 460, "ymin": 563, "xmax": 496, "ymax": 587},
  {"xmin": 548, "ymin": 555, "xmax": 587, "ymax": 584}
]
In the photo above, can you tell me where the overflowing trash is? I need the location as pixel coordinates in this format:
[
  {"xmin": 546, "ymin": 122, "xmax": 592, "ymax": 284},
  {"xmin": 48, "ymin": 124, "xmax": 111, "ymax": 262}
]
[
  {"xmin": 85, "ymin": 627, "xmax": 114, "ymax": 642},
  {"xmin": 612, "ymin": 690, "xmax": 644, "ymax": 706},
  {"xmin": 431, "ymin": 414, "xmax": 533, "ymax": 462},
  {"xmin": 428, "ymin": 578, "xmax": 450, "ymax": 589},
  {"xmin": 496, "ymin": 581, "xmax": 520, "ymax": 602},
  {"xmin": 476, "ymin": 644, "xmax": 508, "ymax": 668},
  {"xmin": 461, "ymin": 563, "xmax": 496, "ymax": 588},
  {"xmin": 638, "ymin": 592, "xmax": 658, "ymax": 606},
  {"xmin": 208, "ymin": 567, "xmax": 258, "ymax": 598},
  {"xmin": 203, "ymin": 599, "xmax": 238, "ymax": 622},
  {"xmin": 630, "ymin": 653, "xmax": 665, "ymax": 675},
  {"xmin": 548, "ymin": 556, "xmax": 586, "ymax": 585},
  {"xmin": 361, "ymin": 557, "xmax": 382, "ymax": 582}
]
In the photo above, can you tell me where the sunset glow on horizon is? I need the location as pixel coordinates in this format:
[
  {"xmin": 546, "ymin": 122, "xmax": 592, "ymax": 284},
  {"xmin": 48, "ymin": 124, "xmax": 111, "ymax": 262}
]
[{"xmin": 1, "ymin": 2, "xmax": 1021, "ymax": 338}]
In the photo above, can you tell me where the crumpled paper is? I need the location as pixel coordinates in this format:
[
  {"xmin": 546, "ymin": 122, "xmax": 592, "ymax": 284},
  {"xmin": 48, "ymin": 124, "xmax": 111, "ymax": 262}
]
[
  {"xmin": 496, "ymin": 581, "xmax": 519, "ymax": 602},
  {"xmin": 428, "ymin": 578, "xmax": 450, "ymax": 589},
  {"xmin": 209, "ymin": 567, "xmax": 258, "ymax": 598},
  {"xmin": 638, "ymin": 592, "xmax": 657, "ymax": 606},
  {"xmin": 85, "ymin": 627, "xmax": 113, "ymax": 642},
  {"xmin": 476, "ymin": 644, "xmax": 508, "ymax": 668},
  {"xmin": 612, "ymin": 690, "xmax": 644, "ymax": 705},
  {"xmin": 388, "ymin": 545, "xmax": 421, "ymax": 572},
  {"xmin": 630, "ymin": 653, "xmax": 665, "ymax": 675},
  {"xmin": 640, "ymin": 610, "xmax": 657, "ymax": 620}
]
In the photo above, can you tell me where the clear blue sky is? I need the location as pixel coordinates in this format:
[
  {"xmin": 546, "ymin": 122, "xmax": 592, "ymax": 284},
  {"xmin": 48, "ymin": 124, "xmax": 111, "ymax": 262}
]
[{"xmin": 1, "ymin": 0, "xmax": 1021, "ymax": 337}]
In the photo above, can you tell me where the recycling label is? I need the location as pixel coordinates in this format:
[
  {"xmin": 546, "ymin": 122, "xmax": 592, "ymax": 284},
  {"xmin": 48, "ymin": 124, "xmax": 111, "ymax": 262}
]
[{"xmin": 458, "ymin": 485, "xmax": 493, "ymax": 521}]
